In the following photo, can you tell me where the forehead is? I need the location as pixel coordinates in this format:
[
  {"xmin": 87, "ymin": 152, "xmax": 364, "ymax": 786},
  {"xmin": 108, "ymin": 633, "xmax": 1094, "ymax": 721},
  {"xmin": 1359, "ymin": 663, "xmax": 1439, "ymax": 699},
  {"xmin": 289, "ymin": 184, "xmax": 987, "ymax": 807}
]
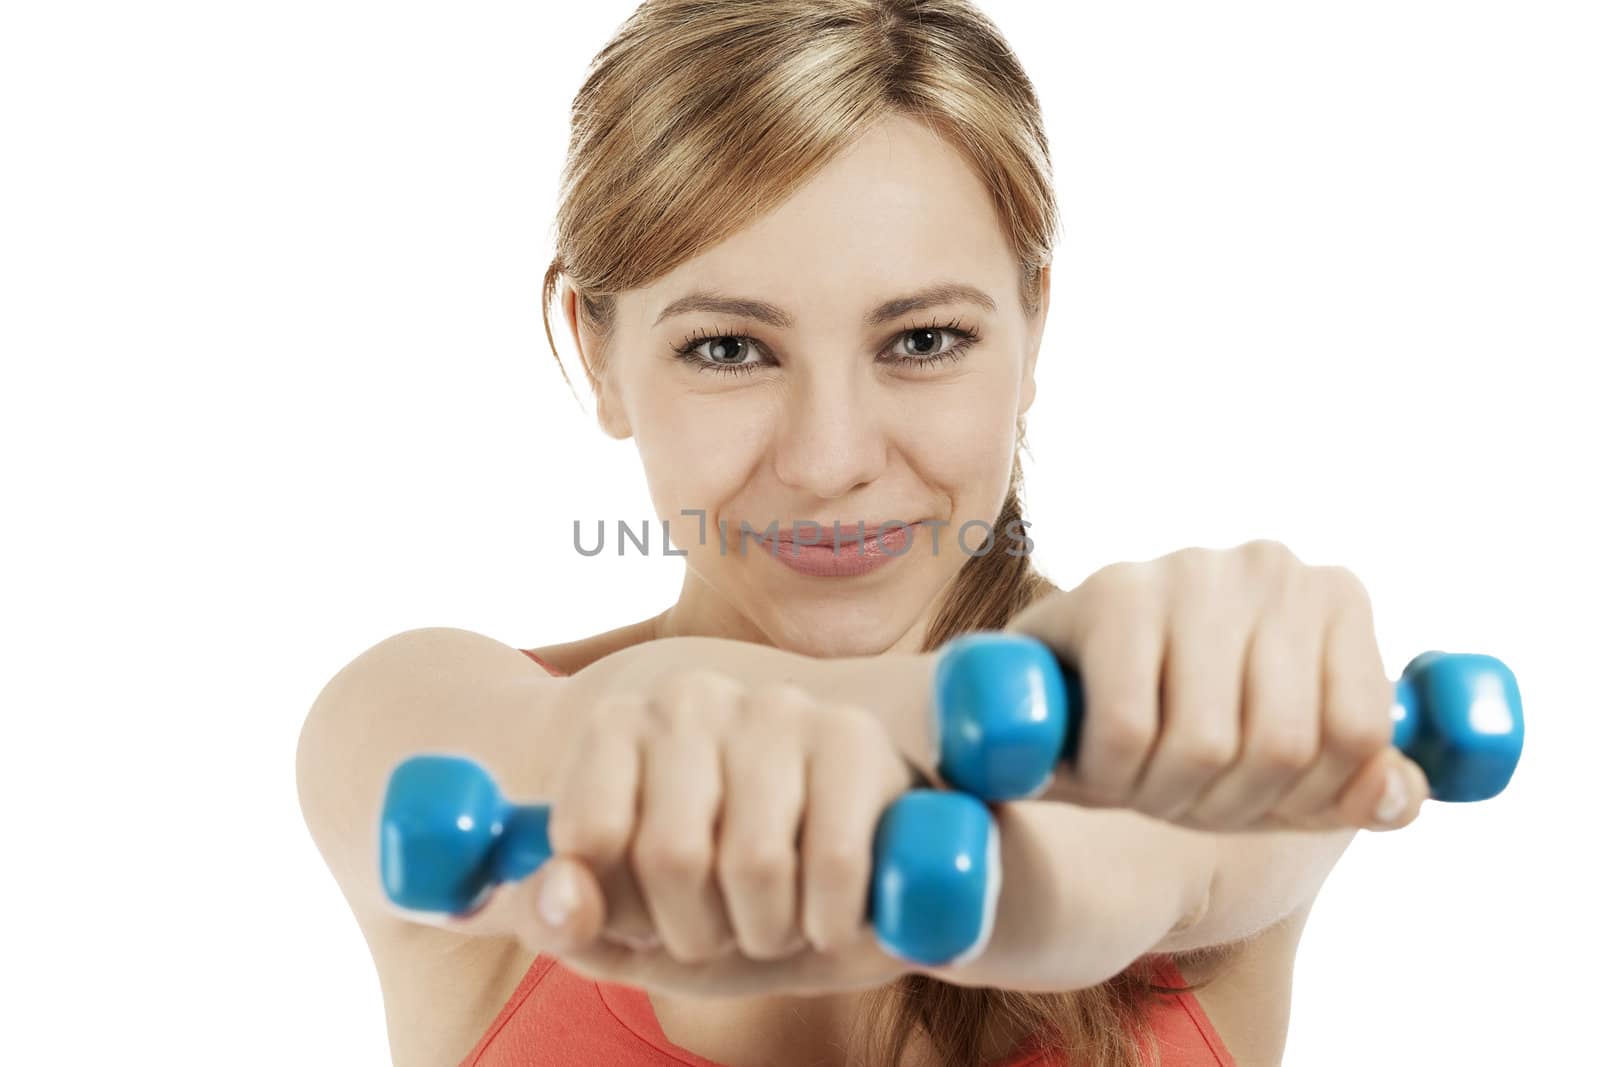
[{"xmin": 629, "ymin": 115, "xmax": 1018, "ymax": 327}]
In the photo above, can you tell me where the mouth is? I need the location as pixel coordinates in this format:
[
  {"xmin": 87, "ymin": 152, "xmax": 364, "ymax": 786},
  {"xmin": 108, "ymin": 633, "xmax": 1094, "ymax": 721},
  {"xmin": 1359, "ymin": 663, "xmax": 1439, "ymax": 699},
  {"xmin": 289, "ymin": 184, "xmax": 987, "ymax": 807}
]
[
  {"xmin": 758, "ymin": 519, "xmax": 930, "ymax": 547},
  {"xmin": 746, "ymin": 520, "xmax": 926, "ymax": 578}
]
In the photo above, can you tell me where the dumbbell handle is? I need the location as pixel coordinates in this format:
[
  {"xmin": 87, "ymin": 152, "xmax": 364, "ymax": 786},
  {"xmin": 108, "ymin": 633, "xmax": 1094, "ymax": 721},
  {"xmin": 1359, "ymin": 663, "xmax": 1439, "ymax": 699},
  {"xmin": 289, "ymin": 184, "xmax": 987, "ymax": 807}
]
[
  {"xmin": 933, "ymin": 634, "xmax": 1525, "ymax": 804},
  {"xmin": 379, "ymin": 754, "xmax": 998, "ymax": 967}
]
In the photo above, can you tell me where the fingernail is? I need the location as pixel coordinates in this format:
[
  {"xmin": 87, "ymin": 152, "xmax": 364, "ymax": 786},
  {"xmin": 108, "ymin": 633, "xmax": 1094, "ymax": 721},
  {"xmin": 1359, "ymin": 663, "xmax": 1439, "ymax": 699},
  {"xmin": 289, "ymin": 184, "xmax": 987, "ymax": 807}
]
[
  {"xmin": 1372, "ymin": 766, "xmax": 1408, "ymax": 825},
  {"xmin": 538, "ymin": 863, "xmax": 579, "ymax": 928}
]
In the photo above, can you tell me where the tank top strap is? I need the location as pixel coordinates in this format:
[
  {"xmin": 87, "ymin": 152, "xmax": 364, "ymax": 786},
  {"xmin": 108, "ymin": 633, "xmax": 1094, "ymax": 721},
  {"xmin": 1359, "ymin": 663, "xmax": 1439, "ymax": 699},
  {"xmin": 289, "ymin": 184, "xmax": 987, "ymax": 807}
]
[{"xmin": 518, "ymin": 648, "xmax": 567, "ymax": 677}]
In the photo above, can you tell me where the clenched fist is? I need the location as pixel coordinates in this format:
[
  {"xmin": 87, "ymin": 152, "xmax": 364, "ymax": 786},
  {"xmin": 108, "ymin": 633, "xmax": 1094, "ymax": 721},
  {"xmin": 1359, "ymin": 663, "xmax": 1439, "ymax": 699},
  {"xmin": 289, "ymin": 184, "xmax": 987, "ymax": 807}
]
[
  {"xmin": 1005, "ymin": 539, "xmax": 1426, "ymax": 832},
  {"xmin": 492, "ymin": 669, "xmax": 919, "ymax": 996}
]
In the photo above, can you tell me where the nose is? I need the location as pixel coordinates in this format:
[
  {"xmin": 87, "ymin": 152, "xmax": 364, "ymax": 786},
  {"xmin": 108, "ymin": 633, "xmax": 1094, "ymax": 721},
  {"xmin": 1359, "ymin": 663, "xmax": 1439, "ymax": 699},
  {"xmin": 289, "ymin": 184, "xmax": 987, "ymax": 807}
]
[{"xmin": 771, "ymin": 367, "xmax": 890, "ymax": 500}]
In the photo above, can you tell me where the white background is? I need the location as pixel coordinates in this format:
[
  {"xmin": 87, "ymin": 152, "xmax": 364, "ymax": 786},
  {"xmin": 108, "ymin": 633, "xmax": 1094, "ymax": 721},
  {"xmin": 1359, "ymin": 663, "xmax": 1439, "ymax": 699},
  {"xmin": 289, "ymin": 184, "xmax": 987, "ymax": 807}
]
[{"xmin": 3, "ymin": 2, "xmax": 1595, "ymax": 1063}]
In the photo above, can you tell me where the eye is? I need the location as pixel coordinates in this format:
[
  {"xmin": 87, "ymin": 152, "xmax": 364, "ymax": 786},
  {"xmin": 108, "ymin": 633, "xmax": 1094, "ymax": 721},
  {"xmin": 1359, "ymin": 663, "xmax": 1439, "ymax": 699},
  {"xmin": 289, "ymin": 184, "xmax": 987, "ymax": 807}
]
[
  {"xmin": 669, "ymin": 319, "xmax": 982, "ymax": 376},
  {"xmin": 880, "ymin": 321, "xmax": 981, "ymax": 368},
  {"xmin": 671, "ymin": 328, "xmax": 770, "ymax": 377}
]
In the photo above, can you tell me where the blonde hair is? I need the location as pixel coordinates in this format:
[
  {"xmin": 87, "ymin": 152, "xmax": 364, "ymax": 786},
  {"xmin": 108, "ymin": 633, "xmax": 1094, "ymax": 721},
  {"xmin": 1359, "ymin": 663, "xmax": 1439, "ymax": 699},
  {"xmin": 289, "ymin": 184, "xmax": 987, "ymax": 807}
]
[{"xmin": 540, "ymin": 2, "xmax": 1212, "ymax": 1062}]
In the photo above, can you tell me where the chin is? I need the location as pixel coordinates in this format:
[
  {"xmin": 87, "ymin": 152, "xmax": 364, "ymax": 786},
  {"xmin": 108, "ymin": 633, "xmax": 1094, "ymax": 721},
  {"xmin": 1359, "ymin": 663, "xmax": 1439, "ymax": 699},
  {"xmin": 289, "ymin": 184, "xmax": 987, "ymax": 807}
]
[{"xmin": 763, "ymin": 603, "xmax": 922, "ymax": 659}]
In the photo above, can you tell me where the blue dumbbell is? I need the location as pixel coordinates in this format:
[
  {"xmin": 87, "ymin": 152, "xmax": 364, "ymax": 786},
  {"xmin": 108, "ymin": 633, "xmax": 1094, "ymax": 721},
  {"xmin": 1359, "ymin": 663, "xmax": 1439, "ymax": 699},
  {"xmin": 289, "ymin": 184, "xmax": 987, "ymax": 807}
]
[
  {"xmin": 379, "ymin": 754, "xmax": 999, "ymax": 966},
  {"xmin": 932, "ymin": 632, "xmax": 1524, "ymax": 804}
]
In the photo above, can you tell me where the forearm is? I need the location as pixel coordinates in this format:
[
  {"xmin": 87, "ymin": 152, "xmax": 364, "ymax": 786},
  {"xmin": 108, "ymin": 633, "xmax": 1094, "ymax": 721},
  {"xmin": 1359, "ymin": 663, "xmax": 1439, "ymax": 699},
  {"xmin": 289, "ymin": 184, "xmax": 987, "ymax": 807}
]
[
  {"xmin": 1166, "ymin": 825, "xmax": 1356, "ymax": 952},
  {"xmin": 952, "ymin": 806, "xmax": 1357, "ymax": 991},
  {"xmin": 301, "ymin": 627, "xmax": 1350, "ymax": 971},
  {"xmin": 297, "ymin": 629, "xmax": 941, "ymax": 931},
  {"xmin": 943, "ymin": 802, "xmax": 1216, "ymax": 991},
  {"xmin": 566, "ymin": 638, "xmax": 1348, "ymax": 983},
  {"xmin": 557, "ymin": 638, "xmax": 1225, "ymax": 990}
]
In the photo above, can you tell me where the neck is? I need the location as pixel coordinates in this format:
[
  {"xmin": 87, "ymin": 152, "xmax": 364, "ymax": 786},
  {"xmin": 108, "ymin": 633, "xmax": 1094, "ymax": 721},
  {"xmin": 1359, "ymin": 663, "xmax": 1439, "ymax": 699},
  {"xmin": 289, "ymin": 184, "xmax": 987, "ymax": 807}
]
[{"xmin": 650, "ymin": 569, "xmax": 943, "ymax": 657}]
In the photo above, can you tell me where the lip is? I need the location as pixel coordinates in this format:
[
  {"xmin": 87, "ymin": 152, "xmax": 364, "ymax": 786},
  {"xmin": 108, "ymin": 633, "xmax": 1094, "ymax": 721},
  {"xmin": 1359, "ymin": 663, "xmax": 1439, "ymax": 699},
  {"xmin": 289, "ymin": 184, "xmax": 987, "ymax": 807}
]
[
  {"xmin": 750, "ymin": 520, "xmax": 927, "ymax": 578},
  {"xmin": 763, "ymin": 520, "xmax": 929, "ymax": 546}
]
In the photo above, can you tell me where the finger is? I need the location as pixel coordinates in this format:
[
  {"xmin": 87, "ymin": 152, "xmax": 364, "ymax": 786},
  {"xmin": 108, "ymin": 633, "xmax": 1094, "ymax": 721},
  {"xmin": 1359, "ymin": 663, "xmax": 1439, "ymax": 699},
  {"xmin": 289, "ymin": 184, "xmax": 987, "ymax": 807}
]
[
  {"xmin": 632, "ymin": 724, "xmax": 734, "ymax": 963},
  {"xmin": 545, "ymin": 701, "xmax": 659, "ymax": 947},
  {"xmin": 1264, "ymin": 746, "xmax": 1425, "ymax": 833},
  {"xmin": 1269, "ymin": 574, "xmax": 1394, "ymax": 823},
  {"xmin": 547, "ymin": 704, "xmax": 642, "ymax": 871},
  {"xmin": 717, "ymin": 714, "xmax": 806, "ymax": 959},
  {"xmin": 800, "ymin": 706, "xmax": 906, "ymax": 953},
  {"xmin": 1343, "ymin": 747, "xmax": 1427, "ymax": 830},
  {"xmin": 1021, "ymin": 577, "xmax": 1164, "ymax": 805},
  {"xmin": 1183, "ymin": 595, "xmax": 1322, "ymax": 829},
  {"xmin": 1128, "ymin": 605, "xmax": 1244, "ymax": 821},
  {"xmin": 503, "ymin": 855, "xmax": 608, "ymax": 954}
]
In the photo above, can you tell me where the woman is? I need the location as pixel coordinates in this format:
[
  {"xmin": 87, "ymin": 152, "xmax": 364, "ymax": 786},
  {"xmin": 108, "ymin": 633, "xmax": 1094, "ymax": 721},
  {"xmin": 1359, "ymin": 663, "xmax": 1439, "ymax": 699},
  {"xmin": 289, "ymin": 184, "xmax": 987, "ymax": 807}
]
[{"xmin": 296, "ymin": 2, "xmax": 1425, "ymax": 1064}]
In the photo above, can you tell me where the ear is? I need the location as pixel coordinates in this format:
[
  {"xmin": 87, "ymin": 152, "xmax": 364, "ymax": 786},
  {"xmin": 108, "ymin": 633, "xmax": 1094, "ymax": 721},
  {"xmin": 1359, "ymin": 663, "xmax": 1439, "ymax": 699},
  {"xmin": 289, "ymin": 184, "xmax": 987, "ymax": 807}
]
[
  {"xmin": 562, "ymin": 284, "xmax": 633, "ymax": 440},
  {"xmin": 1019, "ymin": 261, "xmax": 1050, "ymax": 416}
]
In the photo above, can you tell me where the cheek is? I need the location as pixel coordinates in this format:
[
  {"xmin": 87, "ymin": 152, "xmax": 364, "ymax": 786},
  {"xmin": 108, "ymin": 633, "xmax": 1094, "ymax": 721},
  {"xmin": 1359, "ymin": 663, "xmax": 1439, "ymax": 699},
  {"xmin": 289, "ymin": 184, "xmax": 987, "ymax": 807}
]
[
  {"xmin": 896, "ymin": 379, "xmax": 1019, "ymax": 502},
  {"xmin": 632, "ymin": 393, "xmax": 770, "ymax": 517}
]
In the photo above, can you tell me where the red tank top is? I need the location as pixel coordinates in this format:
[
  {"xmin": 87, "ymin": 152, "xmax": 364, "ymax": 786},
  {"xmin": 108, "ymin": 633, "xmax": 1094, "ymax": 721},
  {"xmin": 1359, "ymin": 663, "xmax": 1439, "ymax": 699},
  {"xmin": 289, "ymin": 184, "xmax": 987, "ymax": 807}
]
[{"xmin": 455, "ymin": 649, "xmax": 1235, "ymax": 1067}]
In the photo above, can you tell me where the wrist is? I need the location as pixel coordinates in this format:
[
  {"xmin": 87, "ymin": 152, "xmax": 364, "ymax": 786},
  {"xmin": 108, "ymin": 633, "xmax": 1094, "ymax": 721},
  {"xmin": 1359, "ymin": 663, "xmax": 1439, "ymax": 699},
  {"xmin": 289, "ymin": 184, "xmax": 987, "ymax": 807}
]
[{"xmin": 813, "ymin": 650, "xmax": 944, "ymax": 786}]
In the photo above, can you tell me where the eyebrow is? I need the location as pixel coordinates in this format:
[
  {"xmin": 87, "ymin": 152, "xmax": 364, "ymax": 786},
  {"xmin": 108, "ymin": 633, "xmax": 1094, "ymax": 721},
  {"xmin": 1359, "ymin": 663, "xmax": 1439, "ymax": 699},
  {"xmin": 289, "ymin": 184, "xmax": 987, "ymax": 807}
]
[{"xmin": 651, "ymin": 282, "xmax": 997, "ymax": 330}]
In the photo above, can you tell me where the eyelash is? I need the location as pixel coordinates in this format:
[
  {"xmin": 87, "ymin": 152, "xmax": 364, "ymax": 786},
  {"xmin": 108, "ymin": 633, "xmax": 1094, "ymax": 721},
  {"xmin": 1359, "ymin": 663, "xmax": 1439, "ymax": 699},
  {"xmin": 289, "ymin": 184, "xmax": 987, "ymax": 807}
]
[{"xmin": 670, "ymin": 319, "xmax": 982, "ymax": 377}]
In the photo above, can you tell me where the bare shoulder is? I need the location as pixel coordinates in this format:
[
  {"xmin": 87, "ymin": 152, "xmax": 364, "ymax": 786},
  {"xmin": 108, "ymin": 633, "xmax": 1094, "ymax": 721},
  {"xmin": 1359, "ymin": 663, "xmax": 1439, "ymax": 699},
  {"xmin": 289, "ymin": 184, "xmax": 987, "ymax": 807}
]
[
  {"xmin": 1170, "ymin": 900, "xmax": 1316, "ymax": 1067},
  {"xmin": 326, "ymin": 617, "xmax": 661, "ymax": 1064}
]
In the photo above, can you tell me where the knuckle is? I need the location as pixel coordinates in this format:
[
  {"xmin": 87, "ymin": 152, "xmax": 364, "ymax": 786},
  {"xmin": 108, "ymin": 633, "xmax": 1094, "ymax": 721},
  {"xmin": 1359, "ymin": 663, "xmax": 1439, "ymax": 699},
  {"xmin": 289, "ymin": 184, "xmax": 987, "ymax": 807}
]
[
  {"xmin": 804, "ymin": 703, "xmax": 886, "ymax": 759},
  {"xmin": 1093, "ymin": 708, "xmax": 1157, "ymax": 762},
  {"xmin": 552, "ymin": 808, "xmax": 632, "ymax": 860},
  {"xmin": 807, "ymin": 844, "xmax": 866, "ymax": 890},
  {"xmin": 1177, "ymin": 729, "xmax": 1239, "ymax": 774},
  {"xmin": 632, "ymin": 833, "xmax": 711, "ymax": 881},
  {"xmin": 720, "ymin": 842, "xmax": 794, "ymax": 890},
  {"xmin": 1004, "ymin": 587, "xmax": 1069, "ymax": 633},
  {"xmin": 1327, "ymin": 710, "xmax": 1391, "ymax": 759},
  {"xmin": 1088, "ymin": 560, "xmax": 1162, "ymax": 606},
  {"xmin": 823, "ymin": 702, "xmax": 883, "ymax": 745},
  {"xmin": 1241, "ymin": 537, "xmax": 1296, "ymax": 569},
  {"xmin": 1316, "ymin": 564, "xmax": 1373, "ymax": 612},
  {"xmin": 1171, "ymin": 545, "xmax": 1224, "ymax": 579},
  {"xmin": 1251, "ymin": 728, "xmax": 1319, "ymax": 775},
  {"xmin": 733, "ymin": 686, "xmax": 813, "ymax": 742},
  {"xmin": 652, "ymin": 668, "xmax": 742, "ymax": 723},
  {"xmin": 594, "ymin": 693, "xmax": 649, "ymax": 731},
  {"xmin": 748, "ymin": 680, "xmax": 811, "ymax": 713}
]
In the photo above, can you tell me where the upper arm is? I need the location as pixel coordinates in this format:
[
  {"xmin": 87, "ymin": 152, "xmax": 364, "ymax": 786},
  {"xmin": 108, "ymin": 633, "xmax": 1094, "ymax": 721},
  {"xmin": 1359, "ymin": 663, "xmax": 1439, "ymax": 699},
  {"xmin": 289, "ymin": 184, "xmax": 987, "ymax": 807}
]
[
  {"xmin": 1155, "ymin": 826, "xmax": 1357, "ymax": 954},
  {"xmin": 294, "ymin": 626, "xmax": 561, "ymax": 926}
]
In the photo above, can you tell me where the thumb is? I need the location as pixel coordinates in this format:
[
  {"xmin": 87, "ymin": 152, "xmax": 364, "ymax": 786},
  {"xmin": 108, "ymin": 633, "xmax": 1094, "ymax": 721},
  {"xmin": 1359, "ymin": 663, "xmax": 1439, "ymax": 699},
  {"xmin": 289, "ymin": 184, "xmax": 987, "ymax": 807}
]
[
  {"xmin": 1339, "ymin": 747, "xmax": 1429, "ymax": 832},
  {"xmin": 1271, "ymin": 746, "xmax": 1427, "ymax": 832},
  {"xmin": 510, "ymin": 855, "xmax": 607, "ymax": 952}
]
